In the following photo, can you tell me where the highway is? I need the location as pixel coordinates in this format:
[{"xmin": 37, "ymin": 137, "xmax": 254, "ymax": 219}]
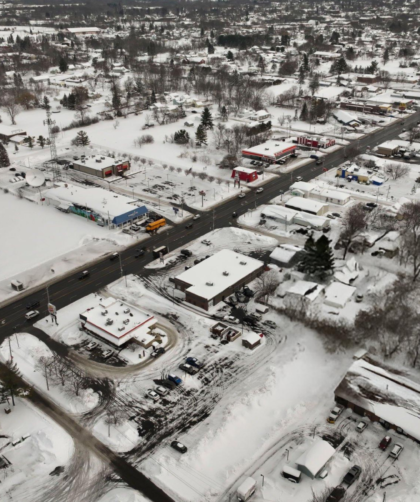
[{"xmin": 1, "ymin": 110, "xmax": 419, "ymax": 340}]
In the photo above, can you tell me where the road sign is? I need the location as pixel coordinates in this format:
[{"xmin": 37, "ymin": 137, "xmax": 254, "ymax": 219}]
[{"xmin": 48, "ymin": 303, "xmax": 57, "ymax": 316}]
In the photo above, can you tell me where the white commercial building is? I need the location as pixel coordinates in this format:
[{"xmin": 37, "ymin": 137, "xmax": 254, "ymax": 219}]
[
  {"xmin": 79, "ymin": 297, "xmax": 157, "ymax": 347},
  {"xmin": 285, "ymin": 197, "xmax": 329, "ymax": 216}
]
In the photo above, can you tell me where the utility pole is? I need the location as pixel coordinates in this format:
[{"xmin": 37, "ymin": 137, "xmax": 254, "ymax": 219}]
[
  {"xmin": 8, "ymin": 337, "xmax": 13, "ymax": 361},
  {"xmin": 43, "ymin": 97, "xmax": 60, "ymax": 182}
]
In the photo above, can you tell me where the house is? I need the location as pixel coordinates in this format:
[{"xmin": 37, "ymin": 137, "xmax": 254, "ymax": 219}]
[
  {"xmin": 334, "ymin": 258, "xmax": 360, "ymax": 285},
  {"xmin": 334, "ymin": 354, "xmax": 420, "ymax": 443},
  {"xmin": 231, "ymin": 167, "xmax": 258, "ymax": 183},
  {"xmin": 0, "ymin": 124, "xmax": 27, "ymax": 143},
  {"xmin": 324, "ymin": 282, "xmax": 356, "ymax": 309},
  {"xmin": 210, "ymin": 322, "xmax": 240, "ymax": 342},
  {"xmin": 242, "ymin": 332, "xmax": 262, "ymax": 350},
  {"xmin": 311, "ymin": 51, "xmax": 341, "ymax": 62},
  {"xmin": 79, "ymin": 297, "xmax": 157, "ymax": 347},
  {"xmin": 286, "ymin": 280, "xmax": 325, "ymax": 303},
  {"xmin": 173, "ymin": 249, "xmax": 264, "ymax": 311},
  {"xmin": 242, "ymin": 140, "xmax": 296, "ymax": 163},
  {"xmin": 332, "ymin": 109, "xmax": 360, "ymax": 128},
  {"xmin": 296, "ymin": 439, "xmax": 336, "ymax": 478},
  {"xmin": 269, "ymin": 245, "xmax": 303, "ymax": 268},
  {"xmin": 262, "ymin": 205, "xmax": 330, "ymax": 230},
  {"xmin": 66, "ymin": 27, "xmax": 102, "ymax": 36},
  {"xmin": 249, "ymin": 110, "xmax": 271, "ymax": 122},
  {"xmin": 285, "ymin": 197, "xmax": 329, "ymax": 216}
]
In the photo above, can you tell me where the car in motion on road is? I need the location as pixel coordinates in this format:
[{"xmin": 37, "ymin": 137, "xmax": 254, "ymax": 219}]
[
  {"xmin": 26, "ymin": 300, "xmax": 40, "ymax": 310},
  {"xmin": 343, "ymin": 465, "xmax": 361, "ymax": 486},
  {"xmin": 326, "ymin": 486, "xmax": 346, "ymax": 502},
  {"xmin": 193, "ymin": 214, "xmax": 201, "ymax": 220},
  {"xmin": 256, "ymin": 187, "xmax": 264, "ymax": 193},
  {"xmin": 25, "ymin": 310, "xmax": 39, "ymax": 320},
  {"xmin": 146, "ymin": 389, "xmax": 160, "ymax": 402},
  {"xmin": 135, "ymin": 248, "xmax": 145, "ymax": 258},
  {"xmin": 151, "ymin": 347, "xmax": 166, "ymax": 358},
  {"xmin": 379, "ymin": 436, "xmax": 392, "ymax": 451},
  {"xmin": 79, "ymin": 270, "xmax": 90, "ymax": 280},
  {"xmin": 295, "ymin": 176, "xmax": 303, "ymax": 182},
  {"xmin": 327, "ymin": 404, "xmax": 345, "ymax": 424},
  {"xmin": 356, "ymin": 420, "xmax": 368, "ymax": 433},
  {"xmin": 185, "ymin": 222, "xmax": 193, "ymax": 229},
  {"xmin": 170, "ymin": 441, "xmax": 188, "ymax": 454},
  {"xmin": 238, "ymin": 193, "xmax": 246, "ymax": 199},
  {"xmin": 179, "ymin": 363, "xmax": 199, "ymax": 375},
  {"xmin": 110, "ymin": 252, "xmax": 119, "ymax": 261}
]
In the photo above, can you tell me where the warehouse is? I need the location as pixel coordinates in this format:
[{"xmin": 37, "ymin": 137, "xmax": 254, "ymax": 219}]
[
  {"xmin": 285, "ymin": 197, "xmax": 329, "ymax": 216},
  {"xmin": 71, "ymin": 155, "xmax": 130, "ymax": 178},
  {"xmin": 79, "ymin": 297, "xmax": 157, "ymax": 347},
  {"xmin": 46, "ymin": 183, "xmax": 147, "ymax": 228},
  {"xmin": 173, "ymin": 249, "xmax": 264, "ymax": 311},
  {"xmin": 334, "ymin": 354, "xmax": 420, "ymax": 443},
  {"xmin": 242, "ymin": 140, "xmax": 296, "ymax": 163}
]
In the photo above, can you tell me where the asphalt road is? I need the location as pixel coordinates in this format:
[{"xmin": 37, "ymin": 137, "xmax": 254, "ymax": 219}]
[{"xmin": 1, "ymin": 110, "xmax": 419, "ymax": 341}]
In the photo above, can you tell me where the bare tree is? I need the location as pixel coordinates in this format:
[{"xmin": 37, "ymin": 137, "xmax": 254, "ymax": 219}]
[
  {"xmin": 104, "ymin": 401, "xmax": 125, "ymax": 437},
  {"xmin": 399, "ymin": 201, "xmax": 420, "ymax": 281},
  {"xmin": 36, "ymin": 355, "xmax": 55, "ymax": 391},
  {"xmin": 2, "ymin": 93, "xmax": 21, "ymax": 125},
  {"xmin": 255, "ymin": 270, "xmax": 280, "ymax": 304},
  {"xmin": 338, "ymin": 203, "xmax": 369, "ymax": 259},
  {"xmin": 385, "ymin": 162, "xmax": 409, "ymax": 180},
  {"xmin": 66, "ymin": 367, "xmax": 88, "ymax": 397}
]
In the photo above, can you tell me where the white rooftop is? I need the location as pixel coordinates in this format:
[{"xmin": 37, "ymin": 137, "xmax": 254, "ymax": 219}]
[
  {"xmin": 286, "ymin": 197, "xmax": 328, "ymax": 214},
  {"xmin": 287, "ymin": 280, "xmax": 324, "ymax": 301},
  {"xmin": 242, "ymin": 140, "xmax": 296, "ymax": 158},
  {"xmin": 324, "ymin": 282, "xmax": 356, "ymax": 309},
  {"xmin": 175, "ymin": 249, "xmax": 263, "ymax": 301},
  {"xmin": 74, "ymin": 155, "xmax": 121, "ymax": 172},
  {"xmin": 296, "ymin": 439, "xmax": 336, "ymax": 478},
  {"xmin": 80, "ymin": 297, "xmax": 156, "ymax": 346}
]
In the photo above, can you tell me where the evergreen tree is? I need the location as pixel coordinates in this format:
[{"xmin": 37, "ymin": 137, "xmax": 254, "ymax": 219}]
[
  {"xmin": 298, "ymin": 234, "xmax": 335, "ymax": 279},
  {"xmin": 302, "ymin": 53, "xmax": 309, "ymax": 72},
  {"xmin": 300, "ymin": 101, "xmax": 309, "ymax": 121},
  {"xmin": 298, "ymin": 66, "xmax": 305, "ymax": 85},
  {"xmin": 227, "ymin": 50, "xmax": 234, "ymax": 61},
  {"xmin": 67, "ymin": 93, "xmax": 76, "ymax": 109},
  {"xmin": 28, "ymin": 136, "xmax": 33, "ymax": 149},
  {"xmin": 174, "ymin": 129, "xmax": 190, "ymax": 144},
  {"xmin": 195, "ymin": 124, "xmax": 207, "ymax": 146},
  {"xmin": 150, "ymin": 90, "xmax": 157, "ymax": 104},
  {"xmin": 59, "ymin": 57, "xmax": 68, "ymax": 73},
  {"xmin": 383, "ymin": 48, "xmax": 390, "ymax": 64},
  {"xmin": 309, "ymin": 73, "xmax": 320, "ymax": 96},
  {"xmin": 72, "ymin": 130, "xmax": 90, "ymax": 147},
  {"xmin": 220, "ymin": 105, "xmax": 228, "ymax": 121},
  {"xmin": 201, "ymin": 107, "xmax": 214, "ymax": 130},
  {"xmin": 38, "ymin": 135, "xmax": 46, "ymax": 148},
  {"xmin": 61, "ymin": 94, "xmax": 69, "ymax": 108},
  {"xmin": 0, "ymin": 142, "xmax": 10, "ymax": 168},
  {"xmin": 331, "ymin": 56, "xmax": 348, "ymax": 75}
]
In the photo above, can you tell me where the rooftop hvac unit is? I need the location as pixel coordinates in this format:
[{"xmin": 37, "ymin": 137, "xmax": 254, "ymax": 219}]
[
  {"xmin": 96, "ymin": 159, "xmax": 102, "ymax": 163},
  {"xmin": 118, "ymin": 327, "xmax": 125, "ymax": 331},
  {"xmin": 106, "ymin": 318, "xmax": 114, "ymax": 325},
  {"xmin": 206, "ymin": 282, "xmax": 214, "ymax": 286},
  {"xmin": 223, "ymin": 271, "xmax": 229, "ymax": 276},
  {"xmin": 123, "ymin": 308, "xmax": 130, "ymax": 314},
  {"xmin": 101, "ymin": 310, "xmax": 108, "ymax": 316},
  {"xmin": 101, "ymin": 157, "xmax": 105, "ymax": 160},
  {"xmin": 123, "ymin": 319, "xmax": 130, "ymax": 325},
  {"xmin": 240, "ymin": 261, "xmax": 247, "ymax": 265}
]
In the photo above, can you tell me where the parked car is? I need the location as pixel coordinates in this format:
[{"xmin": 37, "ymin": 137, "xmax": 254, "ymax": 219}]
[
  {"xmin": 356, "ymin": 293, "xmax": 364, "ymax": 303},
  {"xmin": 25, "ymin": 310, "xmax": 39, "ymax": 320},
  {"xmin": 331, "ymin": 212, "xmax": 341, "ymax": 218},
  {"xmin": 243, "ymin": 286, "xmax": 254, "ymax": 297},
  {"xmin": 26, "ymin": 300, "xmax": 40, "ymax": 310},
  {"xmin": 235, "ymin": 292, "xmax": 247, "ymax": 303},
  {"xmin": 170, "ymin": 441, "xmax": 187, "ymax": 453},
  {"xmin": 263, "ymin": 320, "xmax": 277, "ymax": 329},
  {"xmin": 155, "ymin": 386, "xmax": 169, "ymax": 396},
  {"xmin": 326, "ymin": 486, "xmax": 346, "ymax": 502},
  {"xmin": 85, "ymin": 341, "xmax": 98, "ymax": 351},
  {"xmin": 256, "ymin": 187, "xmax": 264, "ymax": 194},
  {"xmin": 343, "ymin": 465, "xmax": 361, "ymax": 486},
  {"xmin": 224, "ymin": 315, "xmax": 239, "ymax": 324},
  {"xmin": 179, "ymin": 363, "xmax": 199, "ymax": 375},
  {"xmin": 102, "ymin": 349, "xmax": 114, "ymax": 359},
  {"xmin": 146, "ymin": 389, "xmax": 160, "ymax": 402},
  {"xmin": 379, "ymin": 436, "xmax": 392, "ymax": 450},
  {"xmin": 327, "ymin": 404, "xmax": 345, "ymax": 424},
  {"xmin": 249, "ymin": 312, "xmax": 262, "ymax": 321},
  {"xmin": 167, "ymin": 374, "xmax": 182, "ymax": 386},
  {"xmin": 389, "ymin": 443, "xmax": 404, "ymax": 459},
  {"xmin": 238, "ymin": 193, "xmax": 246, "ymax": 199},
  {"xmin": 186, "ymin": 357, "xmax": 204, "ymax": 369},
  {"xmin": 180, "ymin": 249, "xmax": 193, "ymax": 257},
  {"xmin": 226, "ymin": 296, "xmax": 238, "ymax": 306},
  {"xmin": 151, "ymin": 347, "xmax": 166, "ymax": 358},
  {"xmin": 356, "ymin": 421, "xmax": 368, "ymax": 433},
  {"xmin": 193, "ymin": 214, "xmax": 201, "ymax": 220},
  {"xmin": 201, "ymin": 240, "xmax": 212, "ymax": 246}
]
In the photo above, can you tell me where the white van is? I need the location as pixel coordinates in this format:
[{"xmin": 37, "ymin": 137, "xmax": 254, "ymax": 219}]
[
  {"xmin": 255, "ymin": 305, "xmax": 269, "ymax": 314},
  {"xmin": 237, "ymin": 477, "xmax": 256, "ymax": 501},
  {"xmin": 282, "ymin": 464, "xmax": 301, "ymax": 483}
]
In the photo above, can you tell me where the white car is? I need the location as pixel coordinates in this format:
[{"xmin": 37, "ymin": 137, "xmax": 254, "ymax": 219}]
[
  {"xmin": 155, "ymin": 386, "xmax": 169, "ymax": 397},
  {"xmin": 25, "ymin": 310, "xmax": 39, "ymax": 320},
  {"xmin": 295, "ymin": 176, "xmax": 303, "ymax": 182},
  {"xmin": 102, "ymin": 349, "xmax": 114, "ymax": 359},
  {"xmin": 256, "ymin": 187, "xmax": 264, "ymax": 194},
  {"xmin": 356, "ymin": 421, "xmax": 368, "ymax": 433},
  {"xmin": 224, "ymin": 315, "xmax": 239, "ymax": 324},
  {"xmin": 86, "ymin": 341, "xmax": 98, "ymax": 351},
  {"xmin": 193, "ymin": 214, "xmax": 201, "ymax": 220},
  {"xmin": 146, "ymin": 389, "xmax": 160, "ymax": 402},
  {"xmin": 238, "ymin": 193, "xmax": 246, "ymax": 199}
]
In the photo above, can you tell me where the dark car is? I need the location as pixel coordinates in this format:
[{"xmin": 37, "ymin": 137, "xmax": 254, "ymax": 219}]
[
  {"xmin": 110, "ymin": 252, "xmax": 119, "ymax": 261},
  {"xmin": 243, "ymin": 316, "xmax": 258, "ymax": 326},
  {"xmin": 180, "ymin": 249, "xmax": 193, "ymax": 257},
  {"xmin": 232, "ymin": 212, "xmax": 238, "ymax": 218},
  {"xmin": 170, "ymin": 441, "xmax": 187, "ymax": 453},
  {"xmin": 186, "ymin": 357, "xmax": 204, "ymax": 369},
  {"xmin": 79, "ymin": 270, "xmax": 90, "ymax": 280},
  {"xmin": 26, "ymin": 300, "xmax": 40, "ymax": 310},
  {"xmin": 243, "ymin": 286, "xmax": 254, "ymax": 297},
  {"xmin": 326, "ymin": 486, "xmax": 346, "ymax": 502},
  {"xmin": 379, "ymin": 436, "xmax": 392, "ymax": 450},
  {"xmin": 135, "ymin": 249, "xmax": 145, "ymax": 258},
  {"xmin": 179, "ymin": 363, "xmax": 199, "ymax": 375},
  {"xmin": 343, "ymin": 465, "xmax": 361, "ymax": 486},
  {"xmin": 151, "ymin": 347, "xmax": 165, "ymax": 358},
  {"xmin": 185, "ymin": 222, "xmax": 193, "ymax": 229}
]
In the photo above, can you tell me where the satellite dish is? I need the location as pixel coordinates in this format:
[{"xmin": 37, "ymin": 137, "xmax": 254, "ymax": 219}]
[{"xmin": 26, "ymin": 169, "xmax": 46, "ymax": 188}]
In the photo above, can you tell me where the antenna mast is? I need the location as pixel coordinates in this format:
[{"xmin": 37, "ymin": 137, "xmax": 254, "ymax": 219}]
[{"xmin": 43, "ymin": 97, "xmax": 60, "ymax": 182}]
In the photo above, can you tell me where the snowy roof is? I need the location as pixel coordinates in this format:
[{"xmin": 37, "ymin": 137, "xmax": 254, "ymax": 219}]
[
  {"xmin": 262, "ymin": 205, "xmax": 298, "ymax": 222},
  {"xmin": 233, "ymin": 167, "xmax": 258, "ymax": 174},
  {"xmin": 285, "ymin": 197, "xmax": 328, "ymax": 214},
  {"xmin": 242, "ymin": 140, "xmax": 296, "ymax": 159},
  {"xmin": 334, "ymin": 258, "xmax": 359, "ymax": 285},
  {"xmin": 335, "ymin": 356, "xmax": 420, "ymax": 441},
  {"xmin": 296, "ymin": 439, "xmax": 336, "ymax": 477},
  {"xmin": 333, "ymin": 109, "xmax": 360, "ymax": 124},
  {"xmin": 290, "ymin": 181, "xmax": 316, "ymax": 193},
  {"xmin": 67, "ymin": 27, "xmax": 101, "ymax": 33},
  {"xmin": 287, "ymin": 280, "xmax": 324, "ymax": 301},
  {"xmin": 324, "ymin": 282, "xmax": 356, "ymax": 308},
  {"xmin": 80, "ymin": 297, "xmax": 156, "ymax": 346},
  {"xmin": 75, "ymin": 155, "xmax": 119, "ymax": 171},
  {"xmin": 270, "ymin": 244, "xmax": 302, "ymax": 264},
  {"xmin": 242, "ymin": 332, "xmax": 262, "ymax": 345},
  {"xmin": 175, "ymin": 249, "xmax": 263, "ymax": 301},
  {"xmin": 311, "ymin": 187, "xmax": 351, "ymax": 202},
  {"xmin": 46, "ymin": 183, "xmax": 145, "ymax": 221}
]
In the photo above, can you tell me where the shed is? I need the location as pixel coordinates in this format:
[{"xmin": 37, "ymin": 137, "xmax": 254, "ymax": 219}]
[
  {"xmin": 296, "ymin": 439, "xmax": 335, "ymax": 478},
  {"xmin": 242, "ymin": 332, "xmax": 262, "ymax": 350},
  {"xmin": 324, "ymin": 282, "xmax": 356, "ymax": 308}
]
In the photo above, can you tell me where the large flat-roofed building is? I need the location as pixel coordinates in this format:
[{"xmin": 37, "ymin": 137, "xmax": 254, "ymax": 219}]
[
  {"xmin": 79, "ymin": 297, "xmax": 157, "ymax": 347},
  {"xmin": 285, "ymin": 196, "xmax": 329, "ymax": 216},
  {"xmin": 334, "ymin": 354, "xmax": 420, "ymax": 443},
  {"xmin": 71, "ymin": 155, "xmax": 130, "ymax": 178},
  {"xmin": 173, "ymin": 249, "xmax": 264, "ymax": 310},
  {"xmin": 242, "ymin": 140, "xmax": 296, "ymax": 163},
  {"xmin": 46, "ymin": 183, "xmax": 147, "ymax": 227},
  {"xmin": 66, "ymin": 27, "xmax": 102, "ymax": 36}
]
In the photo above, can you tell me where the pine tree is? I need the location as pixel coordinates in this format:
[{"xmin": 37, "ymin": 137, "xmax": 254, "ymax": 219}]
[
  {"xmin": 303, "ymin": 53, "xmax": 309, "ymax": 72},
  {"xmin": 28, "ymin": 136, "xmax": 33, "ymax": 149},
  {"xmin": 174, "ymin": 129, "xmax": 190, "ymax": 144},
  {"xmin": 227, "ymin": 50, "xmax": 234, "ymax": 61},
  {"xmin": 220, "ymin": 105, "xmax": 228, "ymax": 121},
  {"xmin": 0, "ymin": 142, "xmax": 10, "ymax": 167},
  {"xmin": 298, "ymin": 66, "xmax": 305, "ymax": 85},
  {"xmin": 195, "ymin": 124, "xmax": 207, "ymax": 146},
  {"xmin": 300, "ymin": 102, "xmax": 309, "ymax": 121},
  {"xmin": 150, "ymin": 90, "xmax": 157, "ymax": 104},
  {"xmin": 38, "ymin": 135, "xmax": 46, "ymax": 148},
  {"xmin": 59, "ymin": 57, "xmax": 68, "ymax": 73},
  {"xmin": 298, "ymin": 234, "xmax": 335, "ymax": 279},
  {"xmin": 309, "ymin": 73, "xmax": 320, "ymax": 96},
  {"xmin": 72, "ymin": 130, "xmax": 90, "ymax": 147},
  {"xmin": 201, "ymin": 107, "xmax": 214, "ymax": 130},
  {"xmin": 61, "ymin": 94, "xmax": 69, "ymax": 108}
]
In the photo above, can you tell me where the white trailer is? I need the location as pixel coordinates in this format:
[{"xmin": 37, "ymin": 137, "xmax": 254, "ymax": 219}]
[{"xmin": 237, "ymin": 477, "xmax": 256, "ymax": 501}]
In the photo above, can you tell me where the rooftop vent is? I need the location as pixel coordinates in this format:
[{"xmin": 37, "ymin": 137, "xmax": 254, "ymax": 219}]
[
  {"xmin": 223, "ymin": 271, "xmax": 229, "ymax": 276},
  {"xmin": 118, "ymin": 327, "xmax": 125, "ymax": 332},
  {"xmin": 123, "ymin": 319, "xmax": 129, "ymax": 325},
  {"xmin": 101, "ymin": 310, "xmax": 108, "ymax": 316},
  {"xmin": 124, "ymin": 308, "xmax": 130, "ymax": 314},
  {"xmin": 240, "ymin": 261, "xmax": 247, "ymax": 265},
  {"xmin": 105, "ymin": 318, "xmax": 114, "ymax": 325},
  {"xmin": 206, "ymin": 282, "xmax": 214, "ymax": 286}
]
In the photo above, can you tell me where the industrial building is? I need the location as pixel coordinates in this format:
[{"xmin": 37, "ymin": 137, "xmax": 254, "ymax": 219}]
[
  {"xmin": 173, "ymin": 249, "xmax": 264, "ymax": 311},
  {"xmin": 241, "ymin": 140, "xmax": 296, "ymax": 163},
  {"xmin": 334, "ymin": 353, "xmax": 420, "ymax": 443},
  {"xmin": 70, "ymin": 155, "xmax": 130, "ymax": 179},
  {"xmin": 46, "ymin": 183, "xmax": 148, "ymax": 227},
  {"xmin": 79, "ymin": 297, "xmax": 157, "ymax": 347}
]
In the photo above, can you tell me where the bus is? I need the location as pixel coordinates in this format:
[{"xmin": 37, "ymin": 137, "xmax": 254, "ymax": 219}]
[
  {"xmin": 282, "ymin": 465, "xmax": 301, "ymax": 483},
  {"xmin": 153, "ymin": 246, "xmax": 169, "ymax": 259},
  {"xmin": 146, "ymin": 218, "xmax": 166, "ymax": 232}
]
